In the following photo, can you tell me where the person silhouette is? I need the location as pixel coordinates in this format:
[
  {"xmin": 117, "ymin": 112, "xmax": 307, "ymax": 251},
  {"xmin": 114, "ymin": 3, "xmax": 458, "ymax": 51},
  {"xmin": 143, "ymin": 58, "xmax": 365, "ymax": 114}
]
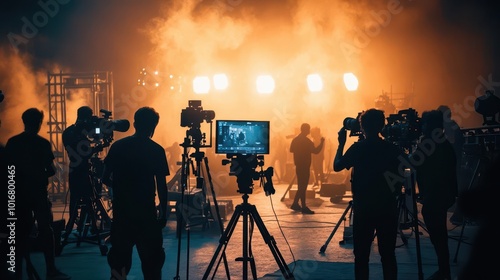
[
  {"xmin": 413, "ymin": 110, "xmax": 457, "ymax": 280},
  {"xmin": 5, "ymin": 108, "xmax": 70, "ymax": 280},
  {"xmin": 334, "ymin": 109, "xmax": 402, "ymax": 280},
  {"xmin": 61, "ymin": 106, "xmax": 96, "ymax": 243},
  {"xmin": 102, "ymin": 107, "xmax": 169, "ymax": 280},
  {"xmin": 310, "ymin": 127, "xmax": 325, "ymax": 187},
  {"xmin": 289, "ymin": 123, "xmax": 325, "ymax": 214}
]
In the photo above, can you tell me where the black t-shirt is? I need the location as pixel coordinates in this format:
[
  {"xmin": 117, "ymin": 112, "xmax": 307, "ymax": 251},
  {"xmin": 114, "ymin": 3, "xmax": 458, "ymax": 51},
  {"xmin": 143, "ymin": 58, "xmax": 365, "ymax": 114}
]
[
  {"xmin": 290, "ymin": 134, "xmax": 317, "ymax": 168},
  {"xmin": 337, "ymin": 137, "xmax": 403, "ymax": 211},
  {"xmin": 414, "ymin": 138, "xmax": 458, "ymax": 208},
  {"xmin": 5, "ymin": 132, "xmax": 54, "ymax": 198},
  {"xmin": 62, "ymin": 123, "xmax": 93, "ymax": 178},
  {"xmin": 104, "ymin": 135, "xmax": 169, "ymax": 219}
]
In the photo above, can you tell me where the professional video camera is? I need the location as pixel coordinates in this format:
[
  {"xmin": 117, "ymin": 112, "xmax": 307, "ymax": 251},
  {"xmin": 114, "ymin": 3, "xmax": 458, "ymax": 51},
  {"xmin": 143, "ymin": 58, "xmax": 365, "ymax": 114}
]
[
  {"xmin": 180, "ymin": 100, "xmax": 215, "ymax": 148},
  {"xmin": 88, "ymin": 109, "xmax": 130, "ymax": 149},
  {"xmin": 381, "ymin": 108, "xmax": 421, "ymax": 146},
  {"xmin": 181, "ymin": 100, "xmax": 215, "ymax": 128},
  {"xmin": 223, "ymin": 154, "xmax": 275, "ymax": 196},
  {"xmin": 343, "ymin": 112, "xmax": 363, "ymax": 138}
]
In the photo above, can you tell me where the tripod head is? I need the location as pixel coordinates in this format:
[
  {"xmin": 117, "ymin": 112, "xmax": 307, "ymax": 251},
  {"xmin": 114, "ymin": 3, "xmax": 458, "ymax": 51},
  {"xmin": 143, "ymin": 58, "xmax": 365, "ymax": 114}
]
[{"xmin": 223, "ymin": 154, "xmax": 275, "ymax": 196}]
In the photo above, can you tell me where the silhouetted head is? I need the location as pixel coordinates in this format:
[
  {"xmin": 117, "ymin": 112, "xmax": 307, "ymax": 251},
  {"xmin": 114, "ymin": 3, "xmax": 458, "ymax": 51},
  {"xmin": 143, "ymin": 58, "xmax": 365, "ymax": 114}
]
[
  {"xmin": 360, "ymin": 109, "xmax": 385, "ymax": 138},
  {"xmin": 300, "ymin": 123, "xmax": 310, "ymax": 135},
  {"xmin": 134, "ymin": 107, "xmax": 160, "ymax": 137},
  {"xmin": 76, "ymin": 106, "xmax": 93, "ymax": 123},
  {"xmin": 437, "ymin": 105, "xmax": 452, "ymax": 119},
  {"xmin": 421, "ymin": 110, "xmax": 444, "ymax": 138},
  {"xmin": 22, "ymin": 108, "xmax": 43, "ymax": 133}
]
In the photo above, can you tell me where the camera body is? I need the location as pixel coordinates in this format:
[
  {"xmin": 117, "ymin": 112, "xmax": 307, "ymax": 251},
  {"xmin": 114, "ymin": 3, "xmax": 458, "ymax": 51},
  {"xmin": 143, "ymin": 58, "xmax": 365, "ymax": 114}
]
[
  {"xmin": 180, "ymin": 100, "xmax": 215, "ymax": 128},
  {"xmin": 343, "ymin": 112, "xmax": 363, "ymax": 137},
  {"xmin": 381, "ymin": 108, "xmax": 421, "ymax": 146},
  {"xmin": 88, "ymin": 109, "xmax": 130, "ymax": 147},
  {"xmin": 223, "ymin": 154, "xmax": 275, "ymax": 195},
  {"xmin": 343, "ymin": 108, "xmax": 422, "ymax": 146}
]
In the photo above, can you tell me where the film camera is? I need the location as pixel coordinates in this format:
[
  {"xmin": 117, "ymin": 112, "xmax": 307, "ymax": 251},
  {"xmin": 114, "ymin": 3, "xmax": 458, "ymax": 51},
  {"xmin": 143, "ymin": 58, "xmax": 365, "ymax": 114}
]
[
  {"xmin": 223, "ymin": 154, "xmax": 275, "ymax": 196},
  {"xmin": 180, "ymin": 100, "xmax": 215, "ymax": 148},
  {"xmin": 181, "ymin": 100, "xmax": 215, "ymax": 128},
  {"xmin": 343, "ymin": 112, "xmax": 363, "ymax": 138},
  {"xmin": 381, "ymin": 108, "xmax": 421, "ymax": 146},
  {"xmin": 88, "ymin": 109, "xmax": 130, "ymax": 148},
  {"xmin": 343, "ymin": 108, "xmax": 422, "ymax": 146}
]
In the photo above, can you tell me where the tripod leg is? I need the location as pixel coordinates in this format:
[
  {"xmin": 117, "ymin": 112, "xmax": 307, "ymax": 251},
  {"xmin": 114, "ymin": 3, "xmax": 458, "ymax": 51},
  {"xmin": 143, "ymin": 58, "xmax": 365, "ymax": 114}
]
[
  {"xmin": 453, "ymin": 221, "xmax": 467, "ymax": 263},
  {"xmin": 248, "ymin": 204, "xmax": 294, "ymax": 279},
  {"xmin": 202, "ymin": 157, "xmax": 231, "ymax": 279},
  {"xmin": 320, "ymin": 200, "xmax": 352, "ymax": 253},
  {"xmin": 280, "ymin": 175, "xmax": 296, "ymax": 202},
  {"xmin": 203, "ymin": 205, "xmax": 243, "ymax": 280}
]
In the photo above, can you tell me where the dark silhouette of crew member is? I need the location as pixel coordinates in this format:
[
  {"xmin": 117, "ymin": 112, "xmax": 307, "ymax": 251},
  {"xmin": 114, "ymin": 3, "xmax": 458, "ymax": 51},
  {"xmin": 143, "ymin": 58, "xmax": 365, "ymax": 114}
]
[
  {"xmin": 456, "ymin": 152, "xmax": 499, "ymax": 279},
  {"xmin": 5, "ymin": 108, "xmax": 70, "ymax": 280},
  {"xmin": 413, "ymin": 110, "xmax": 457, "ymax": 280},
  {"xmin": 311, "ymin": 126, "xmax": 325, "ymax": 187},
  {"xmin": 103, "ymin": 107, "xmax": 169, "ymax": 280},
  {"xmin": 334, "ymin": 109, "xmax": 402, "ymax": 280},
  {"xmin": 290, "ymin": 123, "xmax": 324, "ymax": 214},
  {"xmin": 62, "ymin": 106, "xmax": 96, "ymax": 242}
]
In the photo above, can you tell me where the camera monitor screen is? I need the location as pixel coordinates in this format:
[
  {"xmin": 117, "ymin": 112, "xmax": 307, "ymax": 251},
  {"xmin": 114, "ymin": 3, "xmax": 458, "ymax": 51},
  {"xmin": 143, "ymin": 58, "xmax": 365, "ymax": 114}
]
[{"xmin": 215, "ymin": 120, "xmax": 270, "ymax": 154}]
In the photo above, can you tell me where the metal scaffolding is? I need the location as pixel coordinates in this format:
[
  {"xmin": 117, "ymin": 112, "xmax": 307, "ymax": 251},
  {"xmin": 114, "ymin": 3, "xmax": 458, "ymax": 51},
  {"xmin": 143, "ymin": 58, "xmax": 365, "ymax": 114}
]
[{"xmin": 47, "ymin": 71, "xmax": 114, "ymax": 200}]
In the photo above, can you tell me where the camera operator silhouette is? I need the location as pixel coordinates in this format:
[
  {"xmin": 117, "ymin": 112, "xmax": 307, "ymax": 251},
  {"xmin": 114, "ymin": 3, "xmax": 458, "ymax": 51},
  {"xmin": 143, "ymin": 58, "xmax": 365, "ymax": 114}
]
[
  {"xmin": 102, "ymin": 107, "xmax": 169, "ymax": 280},
  {"xmin": 289, "ymin": 123, "xmax": 325, "ymax": 214},
  {"xmin": 334, "ymin": 109, "xmax": 403, "ymax": 280},
  {"xmin": 5, "ymin": 108, "xmax": 70, "ymax": 280},
  {"xmin": 412, "ymin": 110, "xmax": 457, "ymax": 280},
  {"xmin": 62, "ymin": 106, "xmax": 97, "ymax": 241}
]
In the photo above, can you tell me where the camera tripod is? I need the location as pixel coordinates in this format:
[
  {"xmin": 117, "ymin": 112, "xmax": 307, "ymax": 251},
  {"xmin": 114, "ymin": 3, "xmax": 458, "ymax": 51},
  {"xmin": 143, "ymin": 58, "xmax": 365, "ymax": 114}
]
[
  {"xmin": 60, "ymin": 156, "xmax": 111, "ymax": 256},
  {"xmin": 319, "ymin": 200, "xmax": 353, "ymax": 253},
  {"xmin": 174, "ymin": 131, "xmax": 229, "ymax": 280},
  {"xmin": 203, "ymin": 193, "xmax": 294, "ymax": 280}
]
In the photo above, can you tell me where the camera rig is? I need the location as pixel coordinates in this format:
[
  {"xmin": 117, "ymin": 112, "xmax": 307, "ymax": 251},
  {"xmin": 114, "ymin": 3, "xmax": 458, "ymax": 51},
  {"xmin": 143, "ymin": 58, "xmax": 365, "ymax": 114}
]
[
  {"xmin": 343, "ymin": 108, "xmax": 422, "ymax": 150},
  {"xmin": 88, "ymin": 109, "xmax": 130, "ymax": 152},
  {"xmin": 180, "ymin": 100, "xmax": 215, "ymax": 149},
  {"xmin": 382, "ymin": 108, "xmax": 422, "ymax": 149},
  {"xmin": 222, "ymin": 154, "xmax": 275, "ymax": 196}
]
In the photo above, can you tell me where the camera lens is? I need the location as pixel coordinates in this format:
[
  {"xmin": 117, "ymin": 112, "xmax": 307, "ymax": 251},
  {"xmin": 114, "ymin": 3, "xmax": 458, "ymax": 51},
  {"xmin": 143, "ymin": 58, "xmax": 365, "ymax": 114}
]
[{"xmin": 343, "ymin": 117, "xmax": 360, "ymax": 131}]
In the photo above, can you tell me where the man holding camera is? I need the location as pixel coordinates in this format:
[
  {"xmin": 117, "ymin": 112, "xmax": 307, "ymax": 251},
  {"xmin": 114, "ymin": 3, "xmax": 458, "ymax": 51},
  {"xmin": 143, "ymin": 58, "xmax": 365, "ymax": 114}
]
[
  {"xmin": 62, "ymin": 106, "xmax": 96, "ymax": 242},
  {"xmin": 334, "ymin": 109, "xmax": 402, "ymax": 280},
  {"xmin": 102, "ymin": 107, "xmax": 169, "ymax": 279}
]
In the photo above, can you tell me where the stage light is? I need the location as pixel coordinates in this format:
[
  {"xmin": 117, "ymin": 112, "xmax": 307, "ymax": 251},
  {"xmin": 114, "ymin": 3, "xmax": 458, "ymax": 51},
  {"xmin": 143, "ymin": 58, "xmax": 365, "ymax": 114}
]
[
  {"xmin": 343, "ymin": 73, "xmax": 359, "ymax": 91},
  {"xmin": 193, "ymin": 76, "xmax": 210, "ymax": 94},
  {"xmin": 213, "ymin": 73, "xmax": 229, "ymax": 90},
  {"xmin": 256, "ymin": 75, "xmax": 275, "ymax": 94},
  {"xmin": 307, "ymin": 74, "xmax": 323, "ymax": 92}
]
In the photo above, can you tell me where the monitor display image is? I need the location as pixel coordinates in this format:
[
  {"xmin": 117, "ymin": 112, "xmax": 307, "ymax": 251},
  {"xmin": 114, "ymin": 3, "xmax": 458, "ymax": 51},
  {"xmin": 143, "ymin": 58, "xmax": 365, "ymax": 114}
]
[{"xmin": 215, "ymin": 120, "xmax": 270, "ymax": 154}]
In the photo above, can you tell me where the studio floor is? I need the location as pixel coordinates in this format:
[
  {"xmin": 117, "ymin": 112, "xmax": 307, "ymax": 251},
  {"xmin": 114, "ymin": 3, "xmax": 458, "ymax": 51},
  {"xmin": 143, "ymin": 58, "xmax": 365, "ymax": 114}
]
[{"xmin": 23, "ymin": 183, "xmax": 477, "ymax": 280}]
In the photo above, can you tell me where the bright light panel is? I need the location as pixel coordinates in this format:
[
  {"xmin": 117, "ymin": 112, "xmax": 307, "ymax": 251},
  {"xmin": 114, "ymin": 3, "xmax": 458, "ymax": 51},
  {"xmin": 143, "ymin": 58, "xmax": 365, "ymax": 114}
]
[
  {"xmin": 193, "ymin": 76, "xmax": 210, "ymax": 94},
  {"xmin": 343, "ymin": 73, "xmax": 359, "ymax": 91},
  {"xmin": 256, "ymin": 75, "xmax": 275, "ymax": 94},
  {"xmin": 307, "ymin": 74, "xmax": 323, "ymax": 92},
  {"xmin": 213, "ymin": 74, "xmax": 229, "ymax": 90}
]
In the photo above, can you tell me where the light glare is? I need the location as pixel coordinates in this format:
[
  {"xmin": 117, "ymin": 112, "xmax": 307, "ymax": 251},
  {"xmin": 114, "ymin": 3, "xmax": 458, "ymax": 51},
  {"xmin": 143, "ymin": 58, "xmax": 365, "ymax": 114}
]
[
  {"xmin": 213, "ymin": 74, "xmax": 229, "ymax": 90},
  {"xmin": 193, "ymin": 76, "xmax": 210, "ymax": 94},
  {"xmin": 256, "ymin": 75, "xmax": 275, "ymax": 94},
  {"xmin": 344, "ymin": 73, "xmax": 359, "ymax": 91},
  {"xmin": 307, "ymin": 74, "xmax": 323, "ymax": 92}
]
